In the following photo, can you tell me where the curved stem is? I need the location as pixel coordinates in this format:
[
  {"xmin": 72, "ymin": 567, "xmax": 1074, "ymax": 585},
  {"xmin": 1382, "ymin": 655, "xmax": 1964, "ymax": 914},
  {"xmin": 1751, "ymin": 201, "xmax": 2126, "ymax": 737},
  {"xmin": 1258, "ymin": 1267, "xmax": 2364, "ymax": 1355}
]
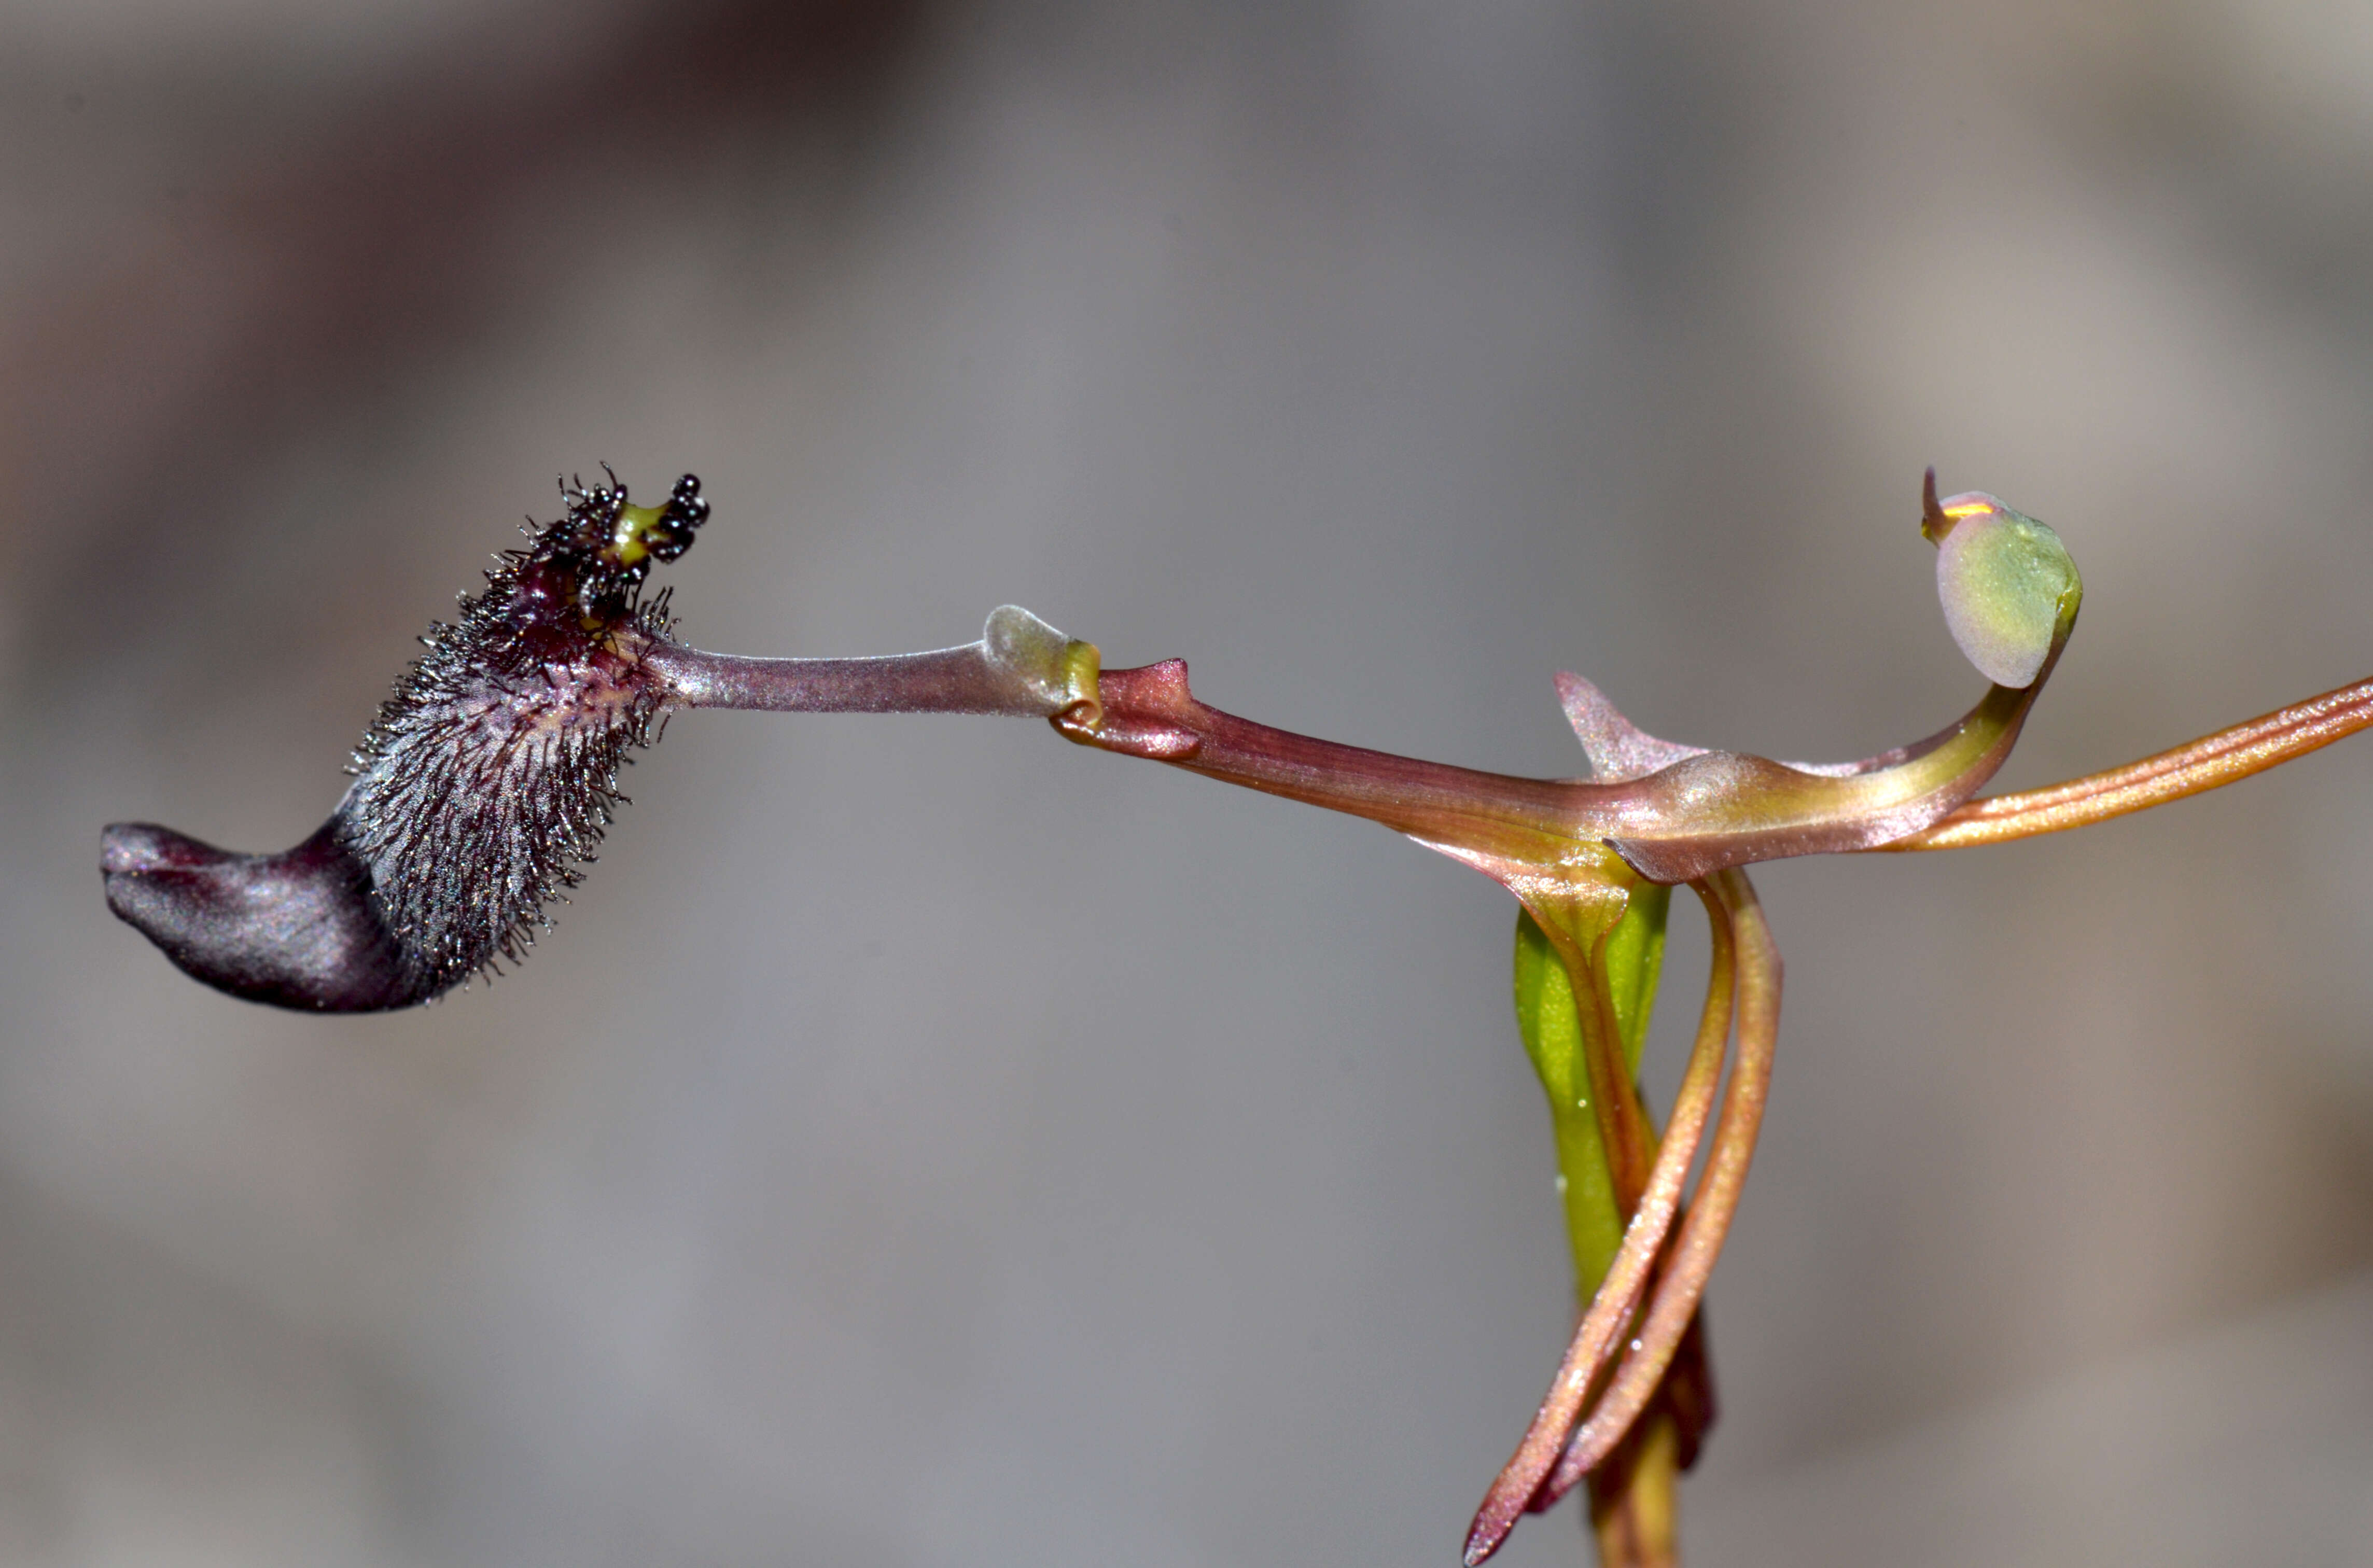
[
  {"xmin": 1539, "ymin": 867, "xmax": 1778, "ymax": 1499},
  {"xmin": 1061, "ymin": 660, "xmax": 1629, "ymax": 866},
  {"xmin": 1462, "ymin": 882, "xmax": 1739, "ymax": 1566},
  {"xmin": 1063, "ymin": 648, "xmax": 2061, "ymax": 882},
  {"xmin": 1881, "ymin": 674, "xmax": 2373, "ymax": 851}
]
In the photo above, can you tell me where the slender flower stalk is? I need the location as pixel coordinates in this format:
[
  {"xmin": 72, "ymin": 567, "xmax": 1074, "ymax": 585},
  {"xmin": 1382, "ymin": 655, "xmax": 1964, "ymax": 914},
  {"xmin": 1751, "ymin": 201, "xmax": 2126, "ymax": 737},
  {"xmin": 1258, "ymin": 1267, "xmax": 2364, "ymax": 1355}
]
[
  {"xmin": 1881, "ymin": 673, "xmax": 2373, "ymax": 850},
  {"xmin": 98, "ymin": 467, "xmax": 2373, "ymax": 1566},
  {"xmin": 644, "ymin": 605, "xmax": 1105, "ymax": 722}
]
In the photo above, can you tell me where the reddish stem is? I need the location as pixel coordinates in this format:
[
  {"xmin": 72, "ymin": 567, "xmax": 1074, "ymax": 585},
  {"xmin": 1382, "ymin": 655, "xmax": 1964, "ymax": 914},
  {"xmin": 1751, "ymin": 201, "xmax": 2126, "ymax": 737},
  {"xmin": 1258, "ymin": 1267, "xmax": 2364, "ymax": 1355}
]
[
  {"xmin": 1884, "ymin": 673, "xmax": 2373, "ymax": 850},
  {"xmin": 1057, "ymin": 660, "xmax": 1627, "ymax": 866},
  {"xmin": 1059, "ymin": 655, "xmax": 2046, "ymax": 881}
]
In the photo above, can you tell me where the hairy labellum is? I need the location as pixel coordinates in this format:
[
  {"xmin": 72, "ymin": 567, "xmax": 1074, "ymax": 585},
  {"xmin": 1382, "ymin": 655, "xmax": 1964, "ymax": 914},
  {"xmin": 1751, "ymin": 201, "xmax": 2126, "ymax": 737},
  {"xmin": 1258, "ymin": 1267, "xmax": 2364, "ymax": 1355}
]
[{"xmin": 103, "ymin": 472, "xmax": 708, "ymax": 1011}]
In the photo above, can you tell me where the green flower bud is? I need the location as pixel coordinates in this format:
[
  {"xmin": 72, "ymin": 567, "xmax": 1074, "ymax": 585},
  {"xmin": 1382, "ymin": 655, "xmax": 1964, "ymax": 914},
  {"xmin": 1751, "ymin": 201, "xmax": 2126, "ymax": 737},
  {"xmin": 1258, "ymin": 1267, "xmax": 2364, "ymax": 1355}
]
[{"xmin": 1922, "ymin": 475, "xmax": 2081, "ymax": 689}]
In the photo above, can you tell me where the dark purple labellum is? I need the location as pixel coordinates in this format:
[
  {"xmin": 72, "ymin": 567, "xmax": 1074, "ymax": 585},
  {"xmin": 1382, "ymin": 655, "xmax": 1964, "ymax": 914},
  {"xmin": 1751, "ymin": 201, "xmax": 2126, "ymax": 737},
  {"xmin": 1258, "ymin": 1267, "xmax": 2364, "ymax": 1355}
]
[
  {"xmin": 102, "ymin": 472, "xmax": 706, "ymax": 1012},
  {"xmin": 102, "ymin": 821, "xmax": 417, "ymax": 1010}
]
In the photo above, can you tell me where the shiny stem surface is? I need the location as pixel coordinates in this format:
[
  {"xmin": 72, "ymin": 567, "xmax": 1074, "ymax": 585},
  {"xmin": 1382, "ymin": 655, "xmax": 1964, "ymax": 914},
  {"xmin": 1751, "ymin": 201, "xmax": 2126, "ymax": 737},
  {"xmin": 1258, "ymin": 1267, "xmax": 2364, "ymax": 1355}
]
[
  {"xmin": 1883, "ymin": 673, "xmax": 2373, "ymax": 850},
  {"xmin": 648, "ymin": 606, "xmax": 1101, "ymax": 721},
  {"xmin": 1058, "ymin": 654, "xmax": 2052, "ymax": 881}
]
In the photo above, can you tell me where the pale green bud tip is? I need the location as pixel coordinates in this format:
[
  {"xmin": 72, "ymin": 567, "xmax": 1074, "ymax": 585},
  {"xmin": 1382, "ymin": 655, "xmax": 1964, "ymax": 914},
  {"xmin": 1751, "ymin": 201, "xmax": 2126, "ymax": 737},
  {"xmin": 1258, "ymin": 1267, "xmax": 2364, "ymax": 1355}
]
[{"xmin": 1921, "ymin": 477, "xmax": 2080, "ymax": 688}]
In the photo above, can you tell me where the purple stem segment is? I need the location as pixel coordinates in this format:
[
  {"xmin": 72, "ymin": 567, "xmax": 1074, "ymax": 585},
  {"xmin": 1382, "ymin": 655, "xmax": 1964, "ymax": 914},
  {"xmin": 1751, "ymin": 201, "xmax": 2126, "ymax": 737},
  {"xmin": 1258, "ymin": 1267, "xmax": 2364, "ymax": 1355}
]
[
  {"xmin": 1054, "ymin": 651, "xmax": 2047, "ymax": 883},
  {"xmin": 1057, "ymin": 658, "xmax": 1617, "ymax": 863},
  {"xmin": 646, "ymin": 606, "xmax": 1103, "ymax": 721}
]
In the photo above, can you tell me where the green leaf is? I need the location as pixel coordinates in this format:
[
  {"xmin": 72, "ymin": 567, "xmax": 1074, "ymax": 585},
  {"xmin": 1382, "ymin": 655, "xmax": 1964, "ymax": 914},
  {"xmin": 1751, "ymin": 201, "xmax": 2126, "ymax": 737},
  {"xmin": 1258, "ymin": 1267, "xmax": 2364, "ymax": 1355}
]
[
  {"xmin": 1515, "ymin": 876, "xmax": 1673, "ymax": 1300},
  {"xmin": 1516, "ymin": 907, "xmax": 1627, "ymax": 1294},
  {"xmin": 1601, "ymin": 881, "xmax": 1670, "ymax": 1077}
]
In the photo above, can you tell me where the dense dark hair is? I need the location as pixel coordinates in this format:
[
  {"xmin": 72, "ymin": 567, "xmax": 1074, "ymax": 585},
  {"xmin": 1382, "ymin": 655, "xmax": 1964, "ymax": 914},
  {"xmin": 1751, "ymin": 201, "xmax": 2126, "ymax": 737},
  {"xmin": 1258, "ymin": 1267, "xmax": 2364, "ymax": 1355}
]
[{"xmin": 102, "ymin": 472, "xmax": 708, "ymax": 1011}]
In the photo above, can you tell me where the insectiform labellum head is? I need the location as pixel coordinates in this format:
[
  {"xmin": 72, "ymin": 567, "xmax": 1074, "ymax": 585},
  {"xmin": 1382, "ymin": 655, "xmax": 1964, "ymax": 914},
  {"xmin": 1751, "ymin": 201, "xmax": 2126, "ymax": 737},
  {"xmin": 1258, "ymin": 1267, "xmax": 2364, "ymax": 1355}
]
[
  {"xmin": 537, "ymin": 469, "xmax": 711, "ymax": 623},
  {"xmin": 103, "ymin": 470, "xmax": 710, "ymax": 1011}
]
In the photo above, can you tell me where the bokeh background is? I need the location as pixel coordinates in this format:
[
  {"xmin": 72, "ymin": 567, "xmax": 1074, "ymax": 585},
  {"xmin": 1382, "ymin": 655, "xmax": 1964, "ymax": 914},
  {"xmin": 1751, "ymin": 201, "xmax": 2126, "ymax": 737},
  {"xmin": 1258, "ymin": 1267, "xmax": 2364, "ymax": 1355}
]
[{"xmin": 6, "ymin": 1, "xmax": 2373, "ymax": 1563}]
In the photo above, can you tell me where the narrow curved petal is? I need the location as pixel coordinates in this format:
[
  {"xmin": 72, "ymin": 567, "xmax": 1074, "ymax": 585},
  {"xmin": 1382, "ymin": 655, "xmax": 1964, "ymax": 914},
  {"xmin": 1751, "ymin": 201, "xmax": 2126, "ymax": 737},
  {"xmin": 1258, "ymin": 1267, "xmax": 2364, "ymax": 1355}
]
[
  {"xmin": 1544, "ymin": 867, "xmax": 1777, "ymax": 1492},
  {"xmin": 1460, "ymin": 879, "xmax": 1740, "ymax": 1564}
]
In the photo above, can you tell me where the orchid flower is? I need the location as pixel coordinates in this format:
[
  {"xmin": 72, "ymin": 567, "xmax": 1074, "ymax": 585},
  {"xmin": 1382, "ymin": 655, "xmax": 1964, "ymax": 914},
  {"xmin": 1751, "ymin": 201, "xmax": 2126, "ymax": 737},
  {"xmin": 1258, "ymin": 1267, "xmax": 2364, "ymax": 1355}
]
[{"xmin": 101, "ymin": 470, "xmax": 2373, "ymax": 1566}]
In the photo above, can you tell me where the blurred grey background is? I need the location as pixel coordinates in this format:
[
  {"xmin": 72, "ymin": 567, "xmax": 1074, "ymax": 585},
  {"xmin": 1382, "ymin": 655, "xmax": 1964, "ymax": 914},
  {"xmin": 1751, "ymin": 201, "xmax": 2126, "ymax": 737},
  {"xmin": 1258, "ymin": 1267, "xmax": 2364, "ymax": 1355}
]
[{"xmin": 6, "ymin": 0, "xmax": 2373, "ymax": 1563}]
